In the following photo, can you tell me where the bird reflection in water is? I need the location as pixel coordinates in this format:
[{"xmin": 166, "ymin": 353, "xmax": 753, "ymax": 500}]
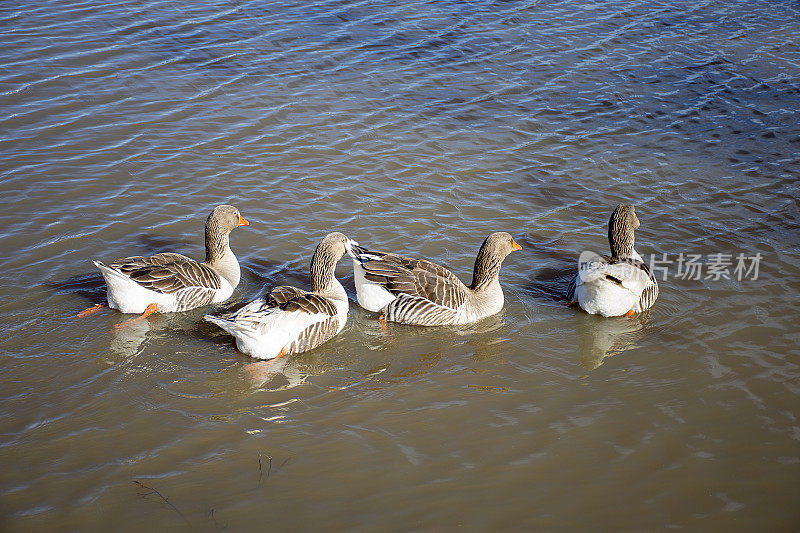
[
  {"xmin": 575, "ymin": 313, "xmax": 649, "ymax": 370},
  {"xmin": 243, "ymin": 358, "xmax": 305, "ymax": 389},
  {"xmin": 108, "ymin": 312, "xmax": 165, "ymax": 358}
]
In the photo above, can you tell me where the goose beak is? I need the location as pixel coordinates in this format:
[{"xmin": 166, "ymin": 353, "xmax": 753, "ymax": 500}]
[
  {"xmin": 238, "ymin": 214, "xmax": 250, "ymax": 227},
  {"xmin": 344, "ymin": 238, "xmax": 359, "ymax": 255},
  {"xmin": 511, "ymin": 239, "xmax": 522, "ymax": 251},
  {"xmin": 345, "ymin": 238, "xmax": 369, "ymax": 261}
]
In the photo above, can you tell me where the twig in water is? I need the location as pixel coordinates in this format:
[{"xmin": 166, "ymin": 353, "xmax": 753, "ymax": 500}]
[
  {"xmin": 258, "ymin": 450, "xmax": 272, "ymax": 486},
  {"xmin": 132, "ymin": 480, "xmax": 191, "ymax": 526},
  {"xmin": 208, "ymin": 508, "xmax": 227, "ymax": 532}
]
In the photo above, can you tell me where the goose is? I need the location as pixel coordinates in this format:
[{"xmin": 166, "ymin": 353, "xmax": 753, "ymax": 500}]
[
  {"xmin": 204, "ymin": 232, "xmax": 354, "ymax": 360},
  {"xmin": 83, "ymin": 205, "xmax": 249, "ymax": 327},
  {"xmin": 345, "ymin": 232, "xmax": 521, "ymax": 326},
  {"xmin": 566, "ymin": 204, "xmax": 658, "ymax": 317}
]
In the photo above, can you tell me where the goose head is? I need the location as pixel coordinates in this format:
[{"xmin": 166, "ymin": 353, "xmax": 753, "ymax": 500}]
[
  {"xmin": 470, "ymin": 232, "xmax": 522, "ymax": 290},
  {"xmin": 311, "ymin": 232, "xmax": 358, "ymax": 292},
  {"xmin": 205, "ymin": 205, "xmax": 249, "ymax": 263}
]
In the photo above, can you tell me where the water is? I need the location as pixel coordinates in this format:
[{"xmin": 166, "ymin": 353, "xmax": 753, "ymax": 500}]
[{"xmin": 1, "ymin": 0, "xmax": 799, "ymax": 530}]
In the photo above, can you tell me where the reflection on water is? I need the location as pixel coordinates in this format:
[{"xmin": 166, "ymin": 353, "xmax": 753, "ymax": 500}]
[
  {"xmin": 575, "ymin": 313, "xmax": 647, "ymax": 370},
  {"xmin": 108, "ymin": 316, "xmax": 153, "ymax": 358},
  {"xmin": 244, "ymin": 358, "xmax": 308, "ymax": 390}
]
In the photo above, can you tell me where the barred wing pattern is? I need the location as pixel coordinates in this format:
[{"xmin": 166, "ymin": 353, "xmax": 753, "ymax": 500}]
[
  {"xmin": 384, "ymin": 294, "xmax": 459, "ymax": 326},
  {"xmin": 636, "ymin": 261, "xmax": 659, "ymax": 312},
  {"xmin": 109, "ymin": 252, "xmax": 194, "ymax": 272},
  {"xmin": 263, "ymin": 285, "xmax": 309, "ymax": 307},
  {"xmin": 566, "ymin": 273, "xmax": 578, "ymax": 303},
  {"xmin": 282, "ymin": 293, "xmax": 341, "ymax": 354},
  {"xmin": 360, "ymin": 252, "xmax": 470, "ymax": 311},
  {"xmin": 109, "ymin": 252, "xmax": 222, "ymax": 311},
  {"xmin": 228, "ymin": 288, "xmax": 341, "ymax": 355}
]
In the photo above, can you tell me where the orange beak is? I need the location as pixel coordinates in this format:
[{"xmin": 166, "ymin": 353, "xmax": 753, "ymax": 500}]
[
  {"xmin": 238, "ymin": 214, "xmax": 250, "ymax": 227},
  {"xmin": 511, "ymin": 239, "xmax": 522, "ymax": 252}
]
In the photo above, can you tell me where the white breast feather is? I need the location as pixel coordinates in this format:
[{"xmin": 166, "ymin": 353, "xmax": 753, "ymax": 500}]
[{"xmin": 352, "ymin": 261, "xmax": 396, "ymax": 312}]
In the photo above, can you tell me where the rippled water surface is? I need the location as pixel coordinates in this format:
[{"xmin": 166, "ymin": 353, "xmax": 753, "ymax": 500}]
[{"xmin": 2, "ymin": 0, "xmax": 799, "ymax": 530}]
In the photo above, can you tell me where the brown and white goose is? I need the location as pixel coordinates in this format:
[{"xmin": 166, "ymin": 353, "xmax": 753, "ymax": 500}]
[
  {"xmin": 566, "ymin": 204, "xmax": 658, "ymax": 317},
  {"xmin": 88, "ymin": 205, "xmax": 249, "ymax": 326},
  {"xmin": 346, "ymin": 232, "xmax": 521, "ymax": 326},
  {"xmin": 204, "ymin": 232, "xmax": 355, "ymax": 360}
]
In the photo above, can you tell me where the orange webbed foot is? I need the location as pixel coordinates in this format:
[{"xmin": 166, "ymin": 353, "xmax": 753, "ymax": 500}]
[
  {"xmin": 76, "ymin": 303, "xmax": 105, "ymax": 318},
  {"xmin": 113, "ymin": 303, "xmax": 159, "ymax": 329},
  {"xmin": 378, "ymin": 313, "xmax": 390, "ymax": 335},
  {"xmin": 624, "ymin": 309, "xmax": 636, "ymax": 318}
]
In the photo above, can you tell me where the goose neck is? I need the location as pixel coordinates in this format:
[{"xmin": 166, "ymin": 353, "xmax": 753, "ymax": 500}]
[
  {"xmin": 310, "ymin": 245, "xmax": 346, "ymax": 300},
  {"xmin": 608, "ymin": 223, "xmax": 635, "ymax": 259},
  {"xmin": 470, "ymin": 245, "xmax": 502, "ymax": 291}
]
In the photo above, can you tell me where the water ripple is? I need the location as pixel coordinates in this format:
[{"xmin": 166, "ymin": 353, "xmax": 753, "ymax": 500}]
[{"xmin": 1, "ymin": 0, "xmax": 799, "ymax": 529}]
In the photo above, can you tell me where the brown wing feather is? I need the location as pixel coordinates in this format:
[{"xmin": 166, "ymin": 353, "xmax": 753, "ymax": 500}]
[
  {"xmin": 278, "ymin": 293, "xmax": 340, "ymax": 354},
  {"xmin": 225, "ymin": 288, "xmax": 340, "ymax": 354},
  {"xmin": 281, "ymin": 293, "xmax": 338, "ymax": 316},
  {"xmin": 385, "ymin": 294, "xmax": 458, "ymax": 326},
  {"xmin": 110, "ymin": 253, "xmax": 221, "ymax": 295},
  {"xmin": 637, "ymin": 262, "xmax": 659, "ymax": 311},
  {"xmin": 264, "ymin": 286, "xmax": 309, "ymax": 307},
  {"xmin": 360, "ymin": 253, "xmax": 469, "ymax": 309},
  {"xmin": 285, "ymin": 314, "xmax": 341, "ymax": 354},
  {"xmin": 232, "ymin": 288, "xmax": 336, "ymax": 319},
  {"xmin": 109, "ymin": 252, "xmax": 193, "ymax": 272}
]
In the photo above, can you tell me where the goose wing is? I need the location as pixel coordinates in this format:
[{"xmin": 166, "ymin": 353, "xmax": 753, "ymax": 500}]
[
  {"xmin": 636, "ymin": 262, "xmax": 659, "ymax": 311},
  {"xmin": 601, "ymin": 258, "xmax": 659, "ymax": 311},
  {"xmin": 225, "ymin": 289, "xmax": 342, "ymax": 355},
  {"xmin": 566, "ymin": 272, "xmax": 578, "ymax": 303},
  {"xmin": 358, "ymin": 252, "xmax": 470, "ymax": 310},
  {"xmin": 109, "ymin": 253, "xmax": 222, "ymax": 310},
  {"xmin": 383, "ymin": 293, "xmax": 459, "ymax": 326},
  {"xmin": 110, "ymin": 252, "xmax": 194, "ymax": 272},
  {"xmin": 263, "ymin": 285, "xmax": 310, "ymax": 307},
  {"xmin": 109, "ymin": 253, "xmax": 221, "ymax": 293}
]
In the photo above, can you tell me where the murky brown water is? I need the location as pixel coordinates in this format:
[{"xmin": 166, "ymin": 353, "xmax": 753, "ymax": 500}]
[{"xmin": 2, "ymin": 0, "xmax": 799, "ymax": 530}]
